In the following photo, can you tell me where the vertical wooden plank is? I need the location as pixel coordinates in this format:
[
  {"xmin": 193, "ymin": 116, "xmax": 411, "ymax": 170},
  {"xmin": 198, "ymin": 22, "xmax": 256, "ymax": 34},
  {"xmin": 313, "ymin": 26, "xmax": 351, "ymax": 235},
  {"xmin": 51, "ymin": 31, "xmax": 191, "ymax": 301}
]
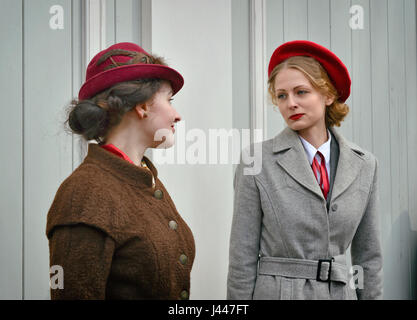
[
  {"xmin": 115, "ymin": 0, "xmax": 134, "ymax": 42},
  {"xmin": 141, "ymin": 0, "xmax": 152, "ymax": 52},
  {"xmin": 72, "ymin": 0, "xmax": 86, "ymax": 170},
  {"xmin": 105, "ymin": 0, "xmax": 115, "ymax": 46},
  {"xmin": 266, "ymin": 0, "xmax": 285, "ymax": 140},
  {"xmin": 132, "ymin": 0, "xmax": 142, "ymax": 45},
  {"xmin": 369, "ymin": 0, "xmax": 392, "ymax": 299},
  {"xmin": 307, "ymin": 0, "xmax": 330, "ymax": 46},
  {"xmin": 387, "ymin": 0, "xmax": 410, "ymax": 299},
  {"xmin": 87, "ymin": 0, "xmax": 106, "ymax": 61},
  {"xmin": 24, "ymin": 0, "xmax": 73, "ymax": 299},
  {"xmin": 232, "ymin": 0, "xmax": 251, "ymax": 133},
  {"xmin": 0, "ymin": 0, "xmax": 23, "ymax": 299},
  {"xmin": 351, "ymin": 0, "xmax": 372, "ymax": 151},
  {"xmin": 249, "ymin": 0, "xmax": 268, "ymax": 142},
  {"xmin": 404, "ymin": 0, "xmax": 417, "ymax": 300},
  {"xmin": 330, "ymin": 0, "xmax": 353, "ymax": 141},
  {"xmin": 108, "ymin": 0, "xmax": 141, "ymax": 46},
  {"xmin": 283, "ymin": 0, "xmax": 308, "ymax": 41}
]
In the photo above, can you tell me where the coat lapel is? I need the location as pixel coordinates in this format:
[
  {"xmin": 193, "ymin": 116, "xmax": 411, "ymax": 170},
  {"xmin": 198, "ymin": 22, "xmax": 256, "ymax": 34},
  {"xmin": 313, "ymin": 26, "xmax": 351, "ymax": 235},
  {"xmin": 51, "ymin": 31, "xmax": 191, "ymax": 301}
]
[
  {"xmin": 328, "ymin": 127, "xmax": 366, "ymax": 201},
  {"xmin": 326, "ymin": 130, "xmax": 340, "ymax": 208},
  {"xmin": 272, "ymin": 126, "xmax": 324, "ymax": 199},
  {"xmin": 272, "ymin": 126, "xmax": 366, "ymax": 201}
]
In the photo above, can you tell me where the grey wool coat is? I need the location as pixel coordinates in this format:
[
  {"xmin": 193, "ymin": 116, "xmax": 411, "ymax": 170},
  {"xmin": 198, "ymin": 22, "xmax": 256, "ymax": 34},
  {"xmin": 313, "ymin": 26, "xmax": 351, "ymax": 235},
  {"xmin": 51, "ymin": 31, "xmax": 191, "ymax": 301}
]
[{"xmin": 227, "ymin": 126, "xmax": 383, "ymax": 300}]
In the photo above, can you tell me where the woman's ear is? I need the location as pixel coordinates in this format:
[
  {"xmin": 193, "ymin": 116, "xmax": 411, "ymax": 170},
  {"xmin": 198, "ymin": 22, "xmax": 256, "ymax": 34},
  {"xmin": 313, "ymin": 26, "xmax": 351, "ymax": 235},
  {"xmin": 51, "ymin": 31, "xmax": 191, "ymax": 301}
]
[
  {"xmin": 325, "ymin": 95, "xmax": 335, "ymax": 107},
  {"xmin": 134, "ymin": 103, "xmax": 148, "ymax": 119}
]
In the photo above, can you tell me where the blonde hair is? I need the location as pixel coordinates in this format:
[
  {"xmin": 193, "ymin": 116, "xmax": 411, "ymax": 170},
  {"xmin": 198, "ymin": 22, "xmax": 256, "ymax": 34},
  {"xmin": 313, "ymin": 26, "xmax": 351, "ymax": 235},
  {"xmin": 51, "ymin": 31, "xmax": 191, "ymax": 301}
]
[{"xmin": 268, "ymin": 56, "xmax": 349, "ymax": 127}]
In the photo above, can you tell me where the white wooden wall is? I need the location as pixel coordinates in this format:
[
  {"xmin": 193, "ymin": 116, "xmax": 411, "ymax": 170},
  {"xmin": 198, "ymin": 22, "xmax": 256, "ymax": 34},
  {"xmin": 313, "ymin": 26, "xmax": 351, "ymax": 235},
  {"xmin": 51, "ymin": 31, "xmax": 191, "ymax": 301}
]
[
  {"xmin": 0, "ymin": 0, "xmax": 81, "ymax": 299},
  {"xmin": 0, "ymin": 0, "xmax": 24, "ymax": 300},
  {"xmin": 150, "ymin": 0, "xmax": 234, "ymax": 300},
  {"xmin": 0, "ymin": 0, "xmax": 142, "ymax": 300},
  {"xmin": 0, "ymin": 0, "xmax": 416, "ymax": 300}
]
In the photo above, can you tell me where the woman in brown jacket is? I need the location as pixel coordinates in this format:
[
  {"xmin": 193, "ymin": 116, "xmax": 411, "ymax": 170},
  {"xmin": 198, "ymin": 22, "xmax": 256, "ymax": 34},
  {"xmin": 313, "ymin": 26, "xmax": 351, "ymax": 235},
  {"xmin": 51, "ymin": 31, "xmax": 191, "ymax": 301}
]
[{"xmin": 46, "ymin": 42, "xmax": 195, "ymax": 300}]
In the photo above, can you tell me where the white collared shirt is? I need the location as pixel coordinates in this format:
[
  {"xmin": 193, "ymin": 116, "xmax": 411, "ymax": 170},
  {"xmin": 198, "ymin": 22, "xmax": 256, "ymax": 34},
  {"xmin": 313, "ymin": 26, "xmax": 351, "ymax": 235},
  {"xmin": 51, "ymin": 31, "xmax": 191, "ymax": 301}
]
[{"xmin": 298, "ymin": 130, "xmax": 331, "ymax": 183}]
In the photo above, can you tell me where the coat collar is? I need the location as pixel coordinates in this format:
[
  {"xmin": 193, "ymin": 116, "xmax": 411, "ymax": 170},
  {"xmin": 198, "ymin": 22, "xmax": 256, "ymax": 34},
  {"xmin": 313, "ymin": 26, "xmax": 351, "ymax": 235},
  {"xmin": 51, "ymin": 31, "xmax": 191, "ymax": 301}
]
[
  {"xmin": 272, "ymin": 126, "xmax": 365, "ymax": 201},
  {"xmin": 84, "ymin": 143, "xmax": 158, "ymax": 188}
]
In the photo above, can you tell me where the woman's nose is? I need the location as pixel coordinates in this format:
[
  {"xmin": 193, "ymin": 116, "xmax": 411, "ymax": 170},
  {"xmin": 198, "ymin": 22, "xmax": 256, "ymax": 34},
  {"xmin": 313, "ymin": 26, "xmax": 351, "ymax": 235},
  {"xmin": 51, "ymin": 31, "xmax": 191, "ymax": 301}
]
[
  {"xmin": 174, "ymin": 108, "xmax": 182, "ymax": 122},
  {"xmin": 287, "ymin": 93, "xmax": 298, "ymax": 109}
]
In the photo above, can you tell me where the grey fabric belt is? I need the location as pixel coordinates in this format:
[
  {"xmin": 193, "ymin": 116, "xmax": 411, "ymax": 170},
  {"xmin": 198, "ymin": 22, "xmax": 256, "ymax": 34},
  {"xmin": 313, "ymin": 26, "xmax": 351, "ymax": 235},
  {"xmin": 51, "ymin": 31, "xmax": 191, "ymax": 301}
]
[{"xmin": 258, "ymin": 254, "xmax": 349, "ymax": 284}]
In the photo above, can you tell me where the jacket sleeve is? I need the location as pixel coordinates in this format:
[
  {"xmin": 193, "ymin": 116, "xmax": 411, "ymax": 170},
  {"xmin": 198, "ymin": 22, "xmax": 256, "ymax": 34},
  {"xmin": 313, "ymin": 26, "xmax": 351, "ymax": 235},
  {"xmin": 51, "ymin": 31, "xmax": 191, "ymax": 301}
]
[
  {"xmin": 48, "ymin": 223, "xmax": 116, "ymax": 300},
  {"xmin": 46, "ymin": 169, "xmax": 119, "ymax": 300},
  {"xmin": 227, "ymin": 153, "xmax": 263, "ymax": 300},
  {"xmin": 350, "ymin": 158, "xmax": 383, "ymax": 299}
]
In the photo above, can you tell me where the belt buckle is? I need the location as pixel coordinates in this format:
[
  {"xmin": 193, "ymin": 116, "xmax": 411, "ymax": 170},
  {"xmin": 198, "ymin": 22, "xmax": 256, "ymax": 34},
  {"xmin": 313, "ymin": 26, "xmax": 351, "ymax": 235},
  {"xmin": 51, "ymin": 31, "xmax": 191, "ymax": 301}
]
[{"xmin": 316, "ymin": 258, "xmax": 334, "ymax": 282}]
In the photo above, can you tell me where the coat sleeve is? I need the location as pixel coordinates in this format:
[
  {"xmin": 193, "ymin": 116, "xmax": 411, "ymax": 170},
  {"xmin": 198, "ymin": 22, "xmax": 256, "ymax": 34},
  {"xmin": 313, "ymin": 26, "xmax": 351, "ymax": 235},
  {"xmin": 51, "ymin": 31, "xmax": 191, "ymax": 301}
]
[
  {"xmin": 46, "ymin": 169, "xmax": 118, "ymax": 300},
  {"xmin": 350, "ymin": 157, "xmax": 383, "ymax": 299},
  {"xmin": 48, "ymin": 223, "xmax": 116, "ymax": 300},
  {"xmin": 227, "ymin": 153, "xmax": 263, "ymax": 300}
]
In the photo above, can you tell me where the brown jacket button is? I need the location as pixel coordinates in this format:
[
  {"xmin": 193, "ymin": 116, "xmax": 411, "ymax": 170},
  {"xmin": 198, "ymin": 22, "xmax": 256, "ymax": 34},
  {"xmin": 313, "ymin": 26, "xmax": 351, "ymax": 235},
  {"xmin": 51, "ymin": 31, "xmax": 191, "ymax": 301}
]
[
  {"xmin": 154, "ymin": 189, "xmax": 163, "ymax": 199},
  {"xmin": 169, "ymin": 220, "xmax": 178, "ymax": 230},
  {"xmin": 179, "ymin": 254, "xmax": 188, "ymax": 265},
  {"xmin": 180, "ymin": 290, "xmax": 189, "ymax": 300}
]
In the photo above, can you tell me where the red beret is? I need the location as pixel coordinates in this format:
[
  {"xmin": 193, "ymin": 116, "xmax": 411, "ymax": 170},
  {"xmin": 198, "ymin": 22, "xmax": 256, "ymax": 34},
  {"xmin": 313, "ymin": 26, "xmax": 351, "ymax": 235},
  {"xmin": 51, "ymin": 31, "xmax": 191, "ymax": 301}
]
[
  {"xmin": 78, "ymin": 42, "xmax": 184, "ymax": 100},
  {"xmin": 268, "ymin": 40, "xmax": 351, "ymax": 103}
]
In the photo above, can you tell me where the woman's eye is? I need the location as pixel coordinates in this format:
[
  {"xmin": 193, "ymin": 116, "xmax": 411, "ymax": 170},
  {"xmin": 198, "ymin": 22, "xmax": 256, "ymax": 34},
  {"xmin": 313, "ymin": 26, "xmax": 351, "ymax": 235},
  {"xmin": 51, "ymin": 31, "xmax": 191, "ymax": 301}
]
[
  {"xmin": 298, "ymin": 90, "xmax": 307, "ymax": 95},
  {"xmin": 277, "ymin": 94, "xmax": 285, "ymax": 99}
]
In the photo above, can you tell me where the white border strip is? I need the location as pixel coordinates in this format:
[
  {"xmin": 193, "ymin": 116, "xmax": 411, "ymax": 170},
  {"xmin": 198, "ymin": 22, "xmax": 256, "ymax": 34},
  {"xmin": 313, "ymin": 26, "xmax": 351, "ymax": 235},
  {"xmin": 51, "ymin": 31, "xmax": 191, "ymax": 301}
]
[
  {"xmin": 249, "ymin": 0, "xmax": 267, "ymax": 143},
  {"xmin": 85, "ymin": 0, "xmax": 106, "ymax": 63},
  {"xmin": 79, "ymin": 0, "xmax": 106, "ymax": 153}
]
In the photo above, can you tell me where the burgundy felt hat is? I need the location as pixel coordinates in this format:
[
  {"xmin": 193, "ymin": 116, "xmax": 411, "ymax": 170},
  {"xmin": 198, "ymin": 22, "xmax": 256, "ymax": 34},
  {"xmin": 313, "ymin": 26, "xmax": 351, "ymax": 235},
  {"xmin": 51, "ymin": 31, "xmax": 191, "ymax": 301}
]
[
  {"xmin": 78, "ymin": 42, "xmax": 184, "ymax": 100},
  {"xmin": 268, "ymin": 40, "xmax": 351, "ymax": 103}
]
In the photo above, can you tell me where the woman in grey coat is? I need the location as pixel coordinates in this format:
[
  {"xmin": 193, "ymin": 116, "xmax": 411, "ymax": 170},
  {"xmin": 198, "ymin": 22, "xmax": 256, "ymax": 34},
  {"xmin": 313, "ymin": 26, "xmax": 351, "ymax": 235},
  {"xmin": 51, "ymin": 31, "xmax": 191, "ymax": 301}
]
[{"xmin": 227, "ymin": 40, "xmax": 383, "ymax": 300}]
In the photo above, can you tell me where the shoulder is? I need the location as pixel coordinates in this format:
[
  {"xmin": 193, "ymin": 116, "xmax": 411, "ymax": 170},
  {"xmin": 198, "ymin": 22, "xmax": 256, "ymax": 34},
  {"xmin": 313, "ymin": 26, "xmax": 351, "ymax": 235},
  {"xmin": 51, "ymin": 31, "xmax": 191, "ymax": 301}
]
[
  {"xmin": 335, "ymin": 131, "xmax": 378, "ymax": 178},
  {"xmin": 343, "ymin": 137, "xmax": 377, "ymax": 164},
  {"xmin": 46, "ymin": 163, "xmax": 121, "ymax": 240},
  {"xmin": 54, "ymin": 163, "xmax": 123, "ymax": 206},
  {"xmin": 236, "ymin": 138, "xmax": 270, "ymax": 178}
]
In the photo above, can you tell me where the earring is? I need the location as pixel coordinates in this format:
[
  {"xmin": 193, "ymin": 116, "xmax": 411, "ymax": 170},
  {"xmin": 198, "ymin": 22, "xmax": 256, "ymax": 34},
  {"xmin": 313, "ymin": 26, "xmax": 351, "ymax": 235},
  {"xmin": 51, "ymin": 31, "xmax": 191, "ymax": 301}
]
[{"xmin": 143, "ymin": 112, "xmax": 148, "ymax": 118}]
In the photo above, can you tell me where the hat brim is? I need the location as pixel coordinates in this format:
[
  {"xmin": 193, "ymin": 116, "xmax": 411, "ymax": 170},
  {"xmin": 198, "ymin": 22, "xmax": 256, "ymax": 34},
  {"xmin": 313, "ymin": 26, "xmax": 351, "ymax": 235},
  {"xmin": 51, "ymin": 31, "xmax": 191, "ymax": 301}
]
[
  {"xmin": 268, "ymin": 40, "xmax": 351, "ymax": 103},
  {"xmin": 78, "ymin": 64, "xmax": 184, "ymax": 100}
]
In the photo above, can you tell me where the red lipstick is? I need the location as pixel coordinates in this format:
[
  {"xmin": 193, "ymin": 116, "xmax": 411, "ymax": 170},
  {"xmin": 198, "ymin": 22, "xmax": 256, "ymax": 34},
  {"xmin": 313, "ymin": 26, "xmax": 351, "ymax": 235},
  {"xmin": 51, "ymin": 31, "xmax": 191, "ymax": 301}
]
[{"xmin": 290, "ymin": 113, "xmax": 304, "ymax": 120}]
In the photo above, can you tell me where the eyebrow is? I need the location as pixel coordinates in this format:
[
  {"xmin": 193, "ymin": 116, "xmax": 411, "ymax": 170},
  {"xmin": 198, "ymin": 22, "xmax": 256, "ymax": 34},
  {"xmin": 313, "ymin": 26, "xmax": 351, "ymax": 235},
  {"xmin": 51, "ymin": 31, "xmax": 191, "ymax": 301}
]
[{"xmin": 276, "ymin": 85, "xmax": 309, "ymax": 93}]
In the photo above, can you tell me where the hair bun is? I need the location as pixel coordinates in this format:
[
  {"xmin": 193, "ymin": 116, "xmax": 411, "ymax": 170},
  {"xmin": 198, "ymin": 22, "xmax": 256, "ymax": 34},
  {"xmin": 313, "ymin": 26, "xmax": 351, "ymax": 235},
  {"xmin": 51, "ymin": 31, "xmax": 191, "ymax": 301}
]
[{"xmin": 68, "ymin": 99, "xmax": 108, "ymax": 141}]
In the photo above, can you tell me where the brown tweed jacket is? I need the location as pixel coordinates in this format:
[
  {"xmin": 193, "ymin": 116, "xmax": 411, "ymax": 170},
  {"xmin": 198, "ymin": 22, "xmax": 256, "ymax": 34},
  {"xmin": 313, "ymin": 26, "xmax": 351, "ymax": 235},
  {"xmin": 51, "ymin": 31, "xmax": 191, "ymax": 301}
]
[{"xmin": 46, "ymin": 144, "xmax": 195, "ymax": 300}]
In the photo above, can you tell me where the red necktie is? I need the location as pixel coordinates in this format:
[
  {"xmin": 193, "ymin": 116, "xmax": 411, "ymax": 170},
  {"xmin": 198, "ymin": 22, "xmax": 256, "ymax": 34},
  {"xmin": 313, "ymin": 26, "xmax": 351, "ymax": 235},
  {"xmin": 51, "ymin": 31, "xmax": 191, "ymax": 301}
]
[{"xmin": 311, "ymin": 151, "xmax": 329, "ymax": 199}]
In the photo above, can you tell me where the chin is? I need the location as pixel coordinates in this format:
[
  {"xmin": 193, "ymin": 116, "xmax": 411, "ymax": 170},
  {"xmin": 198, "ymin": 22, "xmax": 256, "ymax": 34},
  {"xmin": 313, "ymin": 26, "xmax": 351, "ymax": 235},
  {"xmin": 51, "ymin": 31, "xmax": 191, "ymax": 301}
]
[
  {"xmin": 287, "ymin": 122, "xmax": 307, "ymax": 132},
  {"xmin": 153, "ymin": 129, "xmax": 175, "ymax": 149}
]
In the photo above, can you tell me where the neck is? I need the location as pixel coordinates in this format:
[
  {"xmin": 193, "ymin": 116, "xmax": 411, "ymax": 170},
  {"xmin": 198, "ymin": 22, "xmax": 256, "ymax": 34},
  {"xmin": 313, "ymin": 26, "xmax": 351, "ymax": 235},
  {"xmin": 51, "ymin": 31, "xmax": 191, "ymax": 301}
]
[
  {"xmin": 105, "ymin": 127, "xmax": 148, "ymax": 167},
  {"xmin": 298, "ymin": 126, "xmax": 328, "ymax": 149}
]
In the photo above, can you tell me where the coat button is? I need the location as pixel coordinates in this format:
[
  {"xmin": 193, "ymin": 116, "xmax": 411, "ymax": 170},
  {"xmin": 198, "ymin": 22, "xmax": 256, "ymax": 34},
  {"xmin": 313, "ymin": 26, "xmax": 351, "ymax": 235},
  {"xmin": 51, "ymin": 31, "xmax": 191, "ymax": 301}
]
[
  {"xmin": 169, "ymin": 220, "xmax": 178, "ymax": 230},
  {"xmin": 180, "ymin": 290, "xmax": 189, "ymax": 300},
  {"xmin": 179, "ymin": 254, "xmax": 188, "ymax": 265},
  {"xmin": 154, "ymin": 189, "xmax": 163, "ymax": 199},
  {"xmin": 331, "ymin": 204, "xmax": 338, "ymax": 212}
]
